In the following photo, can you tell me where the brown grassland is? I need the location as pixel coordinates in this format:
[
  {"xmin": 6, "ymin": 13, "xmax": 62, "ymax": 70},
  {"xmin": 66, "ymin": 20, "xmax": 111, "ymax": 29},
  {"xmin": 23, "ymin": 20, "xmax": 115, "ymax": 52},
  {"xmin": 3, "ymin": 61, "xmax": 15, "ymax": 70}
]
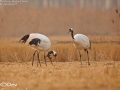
[{"xmin": 0, "ymin": 36, "xmax": 120, "ymax": 90}]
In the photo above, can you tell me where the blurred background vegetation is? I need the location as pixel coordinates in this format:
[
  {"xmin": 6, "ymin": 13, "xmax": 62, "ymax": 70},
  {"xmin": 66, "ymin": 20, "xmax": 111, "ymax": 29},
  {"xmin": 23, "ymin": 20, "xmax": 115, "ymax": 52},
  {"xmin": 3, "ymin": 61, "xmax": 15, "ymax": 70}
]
[{"xmin": 0, "ymin": 0, "xmax": 120, "ymax": 37}]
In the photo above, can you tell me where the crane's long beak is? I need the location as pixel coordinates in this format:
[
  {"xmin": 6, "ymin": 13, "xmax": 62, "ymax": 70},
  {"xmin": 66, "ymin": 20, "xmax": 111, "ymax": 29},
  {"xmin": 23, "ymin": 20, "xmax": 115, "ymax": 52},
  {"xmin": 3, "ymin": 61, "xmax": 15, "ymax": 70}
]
[{"xmin": 67, "ymin": 31, "xmax": 70, "ymax": 34}]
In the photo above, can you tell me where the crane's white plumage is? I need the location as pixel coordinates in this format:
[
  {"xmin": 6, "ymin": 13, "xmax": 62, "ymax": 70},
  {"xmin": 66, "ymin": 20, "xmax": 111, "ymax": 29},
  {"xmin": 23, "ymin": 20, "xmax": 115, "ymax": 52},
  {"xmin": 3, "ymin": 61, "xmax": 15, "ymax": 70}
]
[
  {"xmin": 19, "ymin": 33, "xmax": 57, "ymax": 66},
  {"xmin": 68, "ymin": 28, "xmax": 91, "ymax": 65},
  {"xmin": 73, "ymin": 34, "xmax": 90, "ymax": 50},
  {"xmin": 27, "ymin": 33, "xmax": 51, "ymax": 53}
]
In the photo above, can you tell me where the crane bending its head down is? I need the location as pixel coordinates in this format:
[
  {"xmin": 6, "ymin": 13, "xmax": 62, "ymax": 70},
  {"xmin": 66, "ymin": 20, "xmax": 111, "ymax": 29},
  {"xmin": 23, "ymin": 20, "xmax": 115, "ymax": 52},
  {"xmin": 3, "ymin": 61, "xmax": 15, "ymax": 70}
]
[
  {"xmin": 19, "ymin": 33, "xmax": 57, "ymax": 66},
  {"xmin": 68, "ymin": 28, "xmax": 91, "ymax": 65}
]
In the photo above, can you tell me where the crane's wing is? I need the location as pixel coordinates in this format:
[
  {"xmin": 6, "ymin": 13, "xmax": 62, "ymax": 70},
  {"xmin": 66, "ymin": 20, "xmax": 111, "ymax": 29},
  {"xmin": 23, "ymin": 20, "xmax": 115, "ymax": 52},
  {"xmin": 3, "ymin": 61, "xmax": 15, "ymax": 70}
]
[{"xmin": 29, "ymin": 38, "xmax": 41, "ymax": 46}]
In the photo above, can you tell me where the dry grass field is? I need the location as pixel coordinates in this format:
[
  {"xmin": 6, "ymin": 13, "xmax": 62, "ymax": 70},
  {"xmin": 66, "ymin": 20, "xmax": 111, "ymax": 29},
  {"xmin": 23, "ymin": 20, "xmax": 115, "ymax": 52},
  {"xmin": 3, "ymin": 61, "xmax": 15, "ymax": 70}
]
[{"xmin": 0, "ymin": 36, "xmax": 120, "ymax": 90}]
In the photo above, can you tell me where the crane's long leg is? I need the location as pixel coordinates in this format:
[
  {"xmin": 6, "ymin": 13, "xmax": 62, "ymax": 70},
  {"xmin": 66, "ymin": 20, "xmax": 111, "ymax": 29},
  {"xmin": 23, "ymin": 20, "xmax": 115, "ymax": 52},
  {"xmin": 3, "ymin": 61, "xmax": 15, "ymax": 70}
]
[
  {"xmin": 37, "ymin": 51, "xmax": 41, "ymax": 67},
  {"xmin": 84, "ymin": 49, "xmax": 90, "ymax": 65},
  {"xmin": 78, "ymin": 50, "xmax": 82, "ymax": 65},
  {"xmin": 44, "ymin": 53, "xmax": 47, "ymax": 66},
  {"xmin": 32, "ymin": 50, "xmax": 37, "ymax": 66}
]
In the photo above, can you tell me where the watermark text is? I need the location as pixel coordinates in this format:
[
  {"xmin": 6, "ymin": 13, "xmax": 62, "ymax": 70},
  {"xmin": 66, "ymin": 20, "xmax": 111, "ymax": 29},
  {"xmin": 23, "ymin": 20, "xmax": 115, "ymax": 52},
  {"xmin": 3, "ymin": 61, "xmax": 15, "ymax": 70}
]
[{"xmin": 0, "ymin": 0, "xmax": 27, "ymax": 5}]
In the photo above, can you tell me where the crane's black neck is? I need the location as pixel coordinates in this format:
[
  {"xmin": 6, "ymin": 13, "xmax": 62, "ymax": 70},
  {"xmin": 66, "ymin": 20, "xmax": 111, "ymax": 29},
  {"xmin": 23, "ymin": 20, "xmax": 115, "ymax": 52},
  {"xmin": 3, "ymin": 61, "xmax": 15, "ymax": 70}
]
[{"xmin": 71, "ymin": 31, "xmax": 74, "ymax": 39}]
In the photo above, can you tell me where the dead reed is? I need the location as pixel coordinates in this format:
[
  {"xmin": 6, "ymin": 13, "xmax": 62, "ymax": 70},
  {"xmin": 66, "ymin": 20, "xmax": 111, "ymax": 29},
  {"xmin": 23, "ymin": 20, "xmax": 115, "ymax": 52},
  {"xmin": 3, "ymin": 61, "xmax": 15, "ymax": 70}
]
[
  {"xmin": 0, "ymin": 5, "xmax": 119, "ymax": 37},
  {"xmin": 0, "ymin": 36, "xmax": 120, "ymax": 63},
  {"xmin": 111, "ymin": 9, "xmax": 120, "ymax": 35}
]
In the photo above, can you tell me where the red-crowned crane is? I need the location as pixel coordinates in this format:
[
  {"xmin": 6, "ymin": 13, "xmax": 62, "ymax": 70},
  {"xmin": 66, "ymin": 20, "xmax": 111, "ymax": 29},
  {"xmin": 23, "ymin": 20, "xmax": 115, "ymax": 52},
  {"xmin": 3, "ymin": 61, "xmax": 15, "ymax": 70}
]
[
  {"xmin": 19, "ymin": 33, "xmax": 57, "ymax": 66},
  {"xmin": 68, "ymin": 28, "xmax": 91, "ymax": 65}
]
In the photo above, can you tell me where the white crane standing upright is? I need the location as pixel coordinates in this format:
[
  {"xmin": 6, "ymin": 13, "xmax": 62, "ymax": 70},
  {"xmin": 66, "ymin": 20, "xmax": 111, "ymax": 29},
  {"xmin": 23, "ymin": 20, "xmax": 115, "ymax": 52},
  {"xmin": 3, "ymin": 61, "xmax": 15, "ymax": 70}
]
[
  {"xmin": 68, "ymin": 28, "xmax": 91, "ymax": 65},
  {"xmin": 19, "ymin": 33, "xmax": 57, "ymax": 66}
]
